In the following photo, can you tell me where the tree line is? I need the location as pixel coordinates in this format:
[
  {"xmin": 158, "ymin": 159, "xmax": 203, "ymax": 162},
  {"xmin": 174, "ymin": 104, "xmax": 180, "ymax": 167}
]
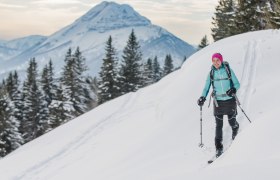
[
  {"xmin": 212, "ymin": 0, "xmax": 280, "ymax": 41},
  {"xmin": 0, "ymin": 29, "xmax": 176, "ymax": 157},
  {"xmin": 97, "ymin": 30, "xmax": 175, "ymax": 104},
  {"xmin": 0, "ymin": 47, "xmax": 94, "ymax": 156},
  {"xmin": 198, "ymin": 0, "xmax": 280, "ymax": 49}
]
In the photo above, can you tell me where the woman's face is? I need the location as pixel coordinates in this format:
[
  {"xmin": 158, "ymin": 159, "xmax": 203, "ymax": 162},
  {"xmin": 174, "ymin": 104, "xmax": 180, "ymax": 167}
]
[{"xmin": 212, "ymin": 58, "xmax": 222, "ymax": 69}]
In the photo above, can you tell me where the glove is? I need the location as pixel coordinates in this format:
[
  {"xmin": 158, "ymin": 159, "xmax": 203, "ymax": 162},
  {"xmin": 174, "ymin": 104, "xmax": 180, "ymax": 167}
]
[
  {"xmin": 197, "ymin": 96, "xmax": 206, "ymax": 106},
  {"xmin": 226, "ymin": 87, "xmax": 236, "ymax": 97}
]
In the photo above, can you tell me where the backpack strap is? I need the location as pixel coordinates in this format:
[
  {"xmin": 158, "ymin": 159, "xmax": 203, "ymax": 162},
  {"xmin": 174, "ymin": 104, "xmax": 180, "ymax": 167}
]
[
  {"xmin": 210, "ymin": 68, "xmax": 214, "ymax": 87},
  {"xmin": 209, "ymin": 68, "xmax": 217, "ymax": 107},
  {"xmin": 223, "ymin": 61, "xmax": 234, "ymax": 88},
  {"xmin": 209, "ymin": 61, "xmax": 234, "ymax": 88}
]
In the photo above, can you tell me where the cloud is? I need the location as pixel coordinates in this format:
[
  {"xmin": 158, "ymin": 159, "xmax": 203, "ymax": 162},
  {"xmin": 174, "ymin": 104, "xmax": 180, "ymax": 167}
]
[
  {"xmin": 0, "ymin": 2, "xmax": 25, "ymax": 8},
  {"xmin": 123, "ymin": 0, "xmax": 217, "ymax": 12},
  {"xmin": 118, "ymin": 0, "xmax": 217, "ymax": 20},
  {"xmin": 31, "ymin": 0, "xmax": 83, "ymax": 5},
  {"xmin": 27, "ymin": 0, "xmax": 94, "ymax": 13}
]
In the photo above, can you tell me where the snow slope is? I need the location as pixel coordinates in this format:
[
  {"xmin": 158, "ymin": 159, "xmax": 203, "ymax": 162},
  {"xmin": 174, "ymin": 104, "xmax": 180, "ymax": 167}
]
[{"xmin": 0, "ymin": 29, "xmax": 279, "ymax": 180}]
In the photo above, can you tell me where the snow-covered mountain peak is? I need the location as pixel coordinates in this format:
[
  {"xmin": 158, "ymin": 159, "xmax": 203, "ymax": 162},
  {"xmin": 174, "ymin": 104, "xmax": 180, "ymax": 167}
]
[
  {"xmin": 0, "ymin": 1, "xmax": 195, "ymax": 80},
  {"xmin": 77, "ymin": 1, "xmax": 151, "ymax": 32}
]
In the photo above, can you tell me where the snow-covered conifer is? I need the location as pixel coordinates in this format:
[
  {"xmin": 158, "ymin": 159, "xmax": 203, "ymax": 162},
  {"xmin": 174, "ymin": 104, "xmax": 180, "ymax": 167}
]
[
  {"xmin": 212, "ymin": 0, "xmax": 237, "ymax": 41},
  {"xmin": 21, "ymin": 58, "xmax": 50, "ymax": 142},
  {"xmin": 163, "ymin": 54, "xmax": 174, "ymax": 76},
  {"xmin": 98, "ymin": 36, "xmax": 121, "ymax": 104},
  {"xmin": 153, "ymin": 56, "xmax": 162, "ymax": 82},
  {"xmin": 198, "ymin": 35, "xmax": 209, "ymax": 50},
  {"xmin": 119, "ymin": 30, "xmax": 143, "ymax": 94}
]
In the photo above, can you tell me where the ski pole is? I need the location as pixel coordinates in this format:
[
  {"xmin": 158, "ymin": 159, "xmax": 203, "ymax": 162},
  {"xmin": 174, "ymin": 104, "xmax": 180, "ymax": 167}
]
[
  {"xmin": 199, "ymin": 106, "xmax": 204, "ymax": 148},
  {"xmin": 233, "ymin": 94, "xmax": 251, "ymax": 123}
]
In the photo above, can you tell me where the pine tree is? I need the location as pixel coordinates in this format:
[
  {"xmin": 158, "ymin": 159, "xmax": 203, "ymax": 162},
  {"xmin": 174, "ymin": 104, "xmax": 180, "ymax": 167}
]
[
  {"xmin": 60, "ymin": 47, "xmax": 92, "ymax": 118},
  {"xmin": 84, "ymin": 77, "xmax": 97, "ymax": 109},
  {"xmin": 153, "ymin": 56, "xmax": 162, "ymax": 82},
  {"xmin": 4, "ymin": 71, "xmax": 24, "ymax": 144},
  {"xmin": 198, "ymin": 35, "xmax": 209, "ymax": 50},
  {"xmin": 212, "ymin": 0, "xmax": 280, "ymax": 40},
  {"xmin": 235, "ymin": 0, "xmax": 266, "ymax": 34},
  {"xmin": 119, "ymin": 30, "xmax": 143, "ymax": 94},
  {"xmin": 266, "ymin": 0, "xmax": 280, "ymax": 29},
  {"xmin": 21, "ymin": 58, "xmax": 50, "ymax": 142},
  {"xmin": 212, "ymin": 0, "xmax": 237, "ymax": 41},
  {"xmin": 82, "ymin": 77, "xmax": 98, "ymax": 109},
  {"xmin": 49, "ymin": 84, "xmax": 68, "ymax": 128},
  {"xmin": 73, "ymin": 47, "xmax": 92, "ymax": 114},
  {"xmin": 5, "ymin": 72, "xmax": 16, "ymax": 100},
  {"xmin": 163, "ymin": 54, "xmax": 174, "ymax": 76},
  {"xmin": 0, "ymin": 91, "xmax": 23, "ymax": 157},
  {"xmin": 0, "ymin": 94, "xmax": 9, "ymax": 156},
  {"xmin": 59, "ymin": 48, "xmax": 76, "ymax": 120},
  {"xmin": 41, "ymin": 60, "xmax": 57, "ymax": 106},
  {"xmin": 40, "ymin": 60, "xmax": 59, "ymax": 129},
  {"xmin": 142, "ymin": 58, "xmax": 154, "ymax": 86},
  {"xmin": 10, "ymin": 71, "xmax": 23, "ymax": 134},
  {"xmin": 98, "ymin": 36, "xmax": 120, "ymax": 104}
]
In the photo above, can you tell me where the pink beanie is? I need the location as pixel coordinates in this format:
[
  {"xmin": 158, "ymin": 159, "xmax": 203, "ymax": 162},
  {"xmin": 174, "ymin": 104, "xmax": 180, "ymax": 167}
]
[{"xmin": 212, "ymin": 53, "xmax": 223, "ymax": 62}]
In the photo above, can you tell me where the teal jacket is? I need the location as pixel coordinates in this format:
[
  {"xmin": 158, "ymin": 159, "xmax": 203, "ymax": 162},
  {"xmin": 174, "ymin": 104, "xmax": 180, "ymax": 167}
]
[{"xmin": 201, "ymin": 63, "xmax": 240, "ymax": 101}]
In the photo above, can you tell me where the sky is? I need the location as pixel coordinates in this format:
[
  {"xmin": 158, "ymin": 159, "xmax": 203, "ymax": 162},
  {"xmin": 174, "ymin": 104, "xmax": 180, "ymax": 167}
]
[{"xmin": 0, "ymin": 0, "xmax": 218, "ymax": 45}]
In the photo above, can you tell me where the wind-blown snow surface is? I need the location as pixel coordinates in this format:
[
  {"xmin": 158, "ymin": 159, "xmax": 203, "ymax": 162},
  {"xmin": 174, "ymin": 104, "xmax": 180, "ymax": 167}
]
[{"xmin": 0, "ymin": 30, "xmax": 280, "ymax": 180}]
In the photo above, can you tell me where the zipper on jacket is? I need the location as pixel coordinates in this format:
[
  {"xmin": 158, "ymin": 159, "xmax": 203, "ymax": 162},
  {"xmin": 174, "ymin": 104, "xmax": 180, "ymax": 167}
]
[{"xmin": 217, "ymin": 68, "xmax": 225, "ymax": 94}]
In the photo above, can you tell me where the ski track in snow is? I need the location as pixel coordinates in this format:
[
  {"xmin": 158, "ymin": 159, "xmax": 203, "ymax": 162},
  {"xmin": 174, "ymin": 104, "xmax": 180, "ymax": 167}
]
[
  {"xmin": 238, "ymin": 40, "xmax": 260, "ymax": 125},
  {"xmin": 15, "ymin": 93, "xmax": 143, "ymax": 179},
  {"xmin": 229, "ymin": 39, "xmax": 259, "ymax": 145}
]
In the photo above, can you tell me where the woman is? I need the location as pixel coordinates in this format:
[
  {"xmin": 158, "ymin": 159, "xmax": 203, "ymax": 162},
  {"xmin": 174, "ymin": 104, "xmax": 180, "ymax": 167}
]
[{"xmin": 197, "ymin": 53, "xmax": 240, "ymax": 157}]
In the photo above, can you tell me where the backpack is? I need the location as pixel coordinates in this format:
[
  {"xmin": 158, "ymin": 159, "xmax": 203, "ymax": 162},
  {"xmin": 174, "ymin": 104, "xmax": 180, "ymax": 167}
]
[{"xmin": 209, "ymin": 61, "xmax": 234, "ymax": 89}]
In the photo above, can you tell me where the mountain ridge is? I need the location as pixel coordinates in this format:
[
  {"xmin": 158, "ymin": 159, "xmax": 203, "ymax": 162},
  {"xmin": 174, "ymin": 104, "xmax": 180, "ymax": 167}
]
[
  {"xmin": 0, "ymin": 35, "xmax": 47, "ymax": 62},
  {"xmin": 78, "ymin": 1, "xmax": 151, "ymax": 31},
  {"xmin": 0, "ymin": 1, "xmax": 195, "ymax": 79}
]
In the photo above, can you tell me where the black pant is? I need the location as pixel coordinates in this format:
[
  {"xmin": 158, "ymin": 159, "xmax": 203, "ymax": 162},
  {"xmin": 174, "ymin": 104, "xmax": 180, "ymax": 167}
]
[
  {"xmin": 215, "ymin": 114, "xmax": 239, "ymax": 150},
  {"xmin": 214, "ymin": 98, "xmax": 238, "ymax": 150}
]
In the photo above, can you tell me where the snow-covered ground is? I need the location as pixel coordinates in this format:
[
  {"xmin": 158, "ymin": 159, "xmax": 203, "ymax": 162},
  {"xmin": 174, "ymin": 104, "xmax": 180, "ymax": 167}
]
[{"xmin": 0, "ymin": 29, "xmax": 279, "ymax": 180}]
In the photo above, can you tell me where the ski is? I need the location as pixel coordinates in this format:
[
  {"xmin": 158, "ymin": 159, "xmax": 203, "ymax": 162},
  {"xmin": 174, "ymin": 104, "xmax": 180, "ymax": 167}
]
[
  {"xmin": 207, "ymin": 138, "xmax": 234, "ymax": 164},
  {"xmin": 207, "ymin": 156, "xmax": 217, "ymax": 164},
  {"xmin": 208, "ymin": 159, "xmax": 215, "ymax": 164},
  {"xmin": 207, "ymin": 150, "xmax": 223, "ymax": 164}
]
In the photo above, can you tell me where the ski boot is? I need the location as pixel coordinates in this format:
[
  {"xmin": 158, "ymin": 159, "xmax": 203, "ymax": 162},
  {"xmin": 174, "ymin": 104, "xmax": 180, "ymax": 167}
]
[
  {"xmin": 215, "ymin": 138, "xmax": 223, "ymax": 158},
  {"xmin": 232, "ymin": 123, "xmax": 239, "ymax": 140},
  {"xmin": 216, "ymin": 148, "xmax": 223, "ymax": 158}
]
